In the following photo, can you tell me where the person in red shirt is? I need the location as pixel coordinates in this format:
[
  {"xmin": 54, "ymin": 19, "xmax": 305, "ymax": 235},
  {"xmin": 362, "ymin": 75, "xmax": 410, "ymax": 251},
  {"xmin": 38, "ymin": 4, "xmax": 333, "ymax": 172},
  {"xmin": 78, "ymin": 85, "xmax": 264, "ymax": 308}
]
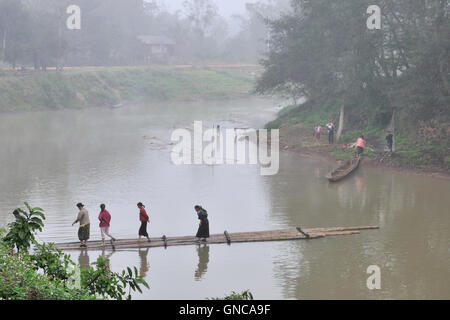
[
  {"xmin": 98, "ymin": 204, "xmax": 116, "ymax": 246},
  {"xmin": 137, "ymin": 202, "xmax": 151, "ymax": 242}
]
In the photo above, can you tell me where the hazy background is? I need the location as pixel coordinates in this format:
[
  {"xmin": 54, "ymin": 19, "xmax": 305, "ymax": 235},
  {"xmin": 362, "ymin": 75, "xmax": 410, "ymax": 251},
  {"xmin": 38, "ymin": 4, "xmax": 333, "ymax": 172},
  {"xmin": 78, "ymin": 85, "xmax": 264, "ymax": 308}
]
[{"xmin": 0, "ymin": 0, "xmax": 292, "ymax": 68}]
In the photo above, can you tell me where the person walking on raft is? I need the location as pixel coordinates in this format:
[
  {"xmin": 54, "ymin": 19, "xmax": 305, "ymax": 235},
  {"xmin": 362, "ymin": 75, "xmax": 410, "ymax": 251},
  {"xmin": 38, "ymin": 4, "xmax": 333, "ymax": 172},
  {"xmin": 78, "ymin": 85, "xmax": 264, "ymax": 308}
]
[
  {"xmin": 72, "ymin": 203, "xmax": 90, "ymax": 248},
  {"xmin": 137, "ymin": 202, "xmax": 151, "ymax": 242},
  {"xmin": 195, "ymin": 205, "xmax": 210, "ymax": 242},
  {"xmin": 98, "ymin": 204, "xmax": 116, "ymax": 247}
]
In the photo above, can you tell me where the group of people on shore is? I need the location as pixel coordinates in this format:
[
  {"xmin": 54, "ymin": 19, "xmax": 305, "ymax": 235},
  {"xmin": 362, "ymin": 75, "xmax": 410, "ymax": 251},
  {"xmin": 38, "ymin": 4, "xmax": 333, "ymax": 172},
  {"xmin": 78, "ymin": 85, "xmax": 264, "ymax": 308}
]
[
  {"xmin": 315, "ymin": 120, "xmax": 365, "ymax": 155},
  {"xmin": 314, "ymin": 120, "xmax": 337, "ymax": 144},
  {"xmin": 314, "ymin": 120, "xmax": 394, "ymax": 157},
  {"xmin": 70, "ymin": 202, "xmax": 210, "ymax": 248}
]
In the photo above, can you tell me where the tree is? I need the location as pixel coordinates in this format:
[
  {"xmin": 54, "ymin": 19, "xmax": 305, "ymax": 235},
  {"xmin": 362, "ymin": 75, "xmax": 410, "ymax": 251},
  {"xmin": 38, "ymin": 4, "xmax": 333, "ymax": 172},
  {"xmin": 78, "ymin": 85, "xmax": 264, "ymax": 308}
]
[
  {"xmin": 181, "ymin": 0, "xmax": 228, "ymax": 61},
  {"xmin": 0, "ymin": 0, "xmax": 32, "ymax": 68},
  {"xmin": 183, "ymin": 0, "xmax": 219, "ymax": 38},
  {"xmin": 257, "ymin": 0, "xmax": 449, "ymax": 132}
]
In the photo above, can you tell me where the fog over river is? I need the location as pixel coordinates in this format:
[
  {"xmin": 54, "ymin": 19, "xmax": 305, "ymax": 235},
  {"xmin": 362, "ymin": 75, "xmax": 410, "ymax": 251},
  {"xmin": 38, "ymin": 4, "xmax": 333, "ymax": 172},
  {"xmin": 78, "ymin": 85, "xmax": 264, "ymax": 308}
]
[{"xmin": 1, "ymin": 98, "xmax": 448, "ymax": 299}]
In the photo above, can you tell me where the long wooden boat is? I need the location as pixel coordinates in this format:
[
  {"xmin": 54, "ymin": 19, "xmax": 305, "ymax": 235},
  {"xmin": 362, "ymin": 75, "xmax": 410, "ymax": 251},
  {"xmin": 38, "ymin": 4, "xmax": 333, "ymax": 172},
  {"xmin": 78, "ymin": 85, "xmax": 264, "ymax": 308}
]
[{"xmin": 326, "ymin": 156, "xmax": 361, "ymax": 182}]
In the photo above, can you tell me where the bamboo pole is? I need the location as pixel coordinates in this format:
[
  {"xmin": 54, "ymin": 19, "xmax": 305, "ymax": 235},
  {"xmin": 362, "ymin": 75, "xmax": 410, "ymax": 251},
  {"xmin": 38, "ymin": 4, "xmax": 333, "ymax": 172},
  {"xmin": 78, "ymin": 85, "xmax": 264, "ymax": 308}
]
[{"xmin": 54, "ymin": 226, "xmax": 379, "ymax": 251}]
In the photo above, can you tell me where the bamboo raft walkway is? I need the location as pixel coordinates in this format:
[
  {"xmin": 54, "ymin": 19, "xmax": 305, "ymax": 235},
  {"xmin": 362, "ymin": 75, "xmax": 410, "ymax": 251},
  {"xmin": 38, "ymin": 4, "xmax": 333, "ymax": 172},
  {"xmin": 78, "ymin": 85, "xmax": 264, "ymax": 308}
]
[{"xmin": 54, "ymin": 226, "xmax": 379, "ymax": 251}]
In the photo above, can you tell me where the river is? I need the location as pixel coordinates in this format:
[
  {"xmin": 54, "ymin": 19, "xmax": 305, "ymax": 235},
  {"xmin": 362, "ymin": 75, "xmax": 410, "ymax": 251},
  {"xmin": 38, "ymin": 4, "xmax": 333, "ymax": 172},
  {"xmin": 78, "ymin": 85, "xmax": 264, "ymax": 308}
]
[{"xmin": 0, "ymin": 97, "xmax": 449, "ymax": 300}]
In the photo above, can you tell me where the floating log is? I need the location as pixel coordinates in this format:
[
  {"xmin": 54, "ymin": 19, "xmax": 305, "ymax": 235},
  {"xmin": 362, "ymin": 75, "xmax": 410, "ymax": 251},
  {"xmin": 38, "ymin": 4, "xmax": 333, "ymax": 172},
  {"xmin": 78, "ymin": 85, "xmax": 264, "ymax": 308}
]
[{"xmin": 53, "ymin": 226, "xmax": 379, "ymax": 251}]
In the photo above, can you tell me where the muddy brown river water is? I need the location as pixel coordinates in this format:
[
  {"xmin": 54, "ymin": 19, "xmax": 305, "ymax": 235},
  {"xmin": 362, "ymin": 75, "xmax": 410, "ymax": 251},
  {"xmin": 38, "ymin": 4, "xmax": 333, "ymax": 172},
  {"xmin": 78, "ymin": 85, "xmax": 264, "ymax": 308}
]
[{"xmin": 0, "ymin": 97, "xmax": 449, "ymax": 299}]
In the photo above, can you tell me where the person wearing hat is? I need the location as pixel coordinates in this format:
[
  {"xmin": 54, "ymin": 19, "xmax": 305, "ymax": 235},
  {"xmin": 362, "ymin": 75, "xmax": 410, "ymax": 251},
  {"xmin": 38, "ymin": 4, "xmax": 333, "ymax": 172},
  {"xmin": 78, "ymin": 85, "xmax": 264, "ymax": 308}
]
[
  {"xmin": 72, "ymin": 203, "xmax": 90, "ymax": 248},
  {"xmin": 12, "ymin": 209, "xmax": 26, "ymax": 221}
]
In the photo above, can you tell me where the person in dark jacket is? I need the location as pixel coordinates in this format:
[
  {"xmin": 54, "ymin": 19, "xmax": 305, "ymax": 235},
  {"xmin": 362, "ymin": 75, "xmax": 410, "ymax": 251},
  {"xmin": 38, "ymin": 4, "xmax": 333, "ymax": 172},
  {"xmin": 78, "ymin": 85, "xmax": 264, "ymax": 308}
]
[
  {"xmin": 195, "ymin": 205, "xmax": 210, "ymax": 242},
  {"xmin": 386, "ymin": 131, "xmax": 394, "ymax": 153},
  {"xmin": 137, "ymin": 202, "xmax": 151, "ymax": 242}
]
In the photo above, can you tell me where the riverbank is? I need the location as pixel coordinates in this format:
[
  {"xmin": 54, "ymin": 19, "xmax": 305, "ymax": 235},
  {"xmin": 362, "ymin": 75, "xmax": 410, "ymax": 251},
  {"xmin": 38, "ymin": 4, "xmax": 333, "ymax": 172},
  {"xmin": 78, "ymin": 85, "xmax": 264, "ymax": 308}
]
[
  {"xmin": 268, "ymin": 104, "xmax": 450, "ymax": 179},
  {"xmin": 0, "ymin": 65, "xmax": 260, "ymax": 112}
]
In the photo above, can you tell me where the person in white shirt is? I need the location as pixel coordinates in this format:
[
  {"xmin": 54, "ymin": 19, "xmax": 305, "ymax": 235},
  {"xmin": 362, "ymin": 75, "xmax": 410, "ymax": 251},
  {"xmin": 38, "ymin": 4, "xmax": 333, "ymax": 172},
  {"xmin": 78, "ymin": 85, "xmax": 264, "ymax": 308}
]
[{"xmin": 326, "ymin": 121, "xmax": 336, "ymax": 144}]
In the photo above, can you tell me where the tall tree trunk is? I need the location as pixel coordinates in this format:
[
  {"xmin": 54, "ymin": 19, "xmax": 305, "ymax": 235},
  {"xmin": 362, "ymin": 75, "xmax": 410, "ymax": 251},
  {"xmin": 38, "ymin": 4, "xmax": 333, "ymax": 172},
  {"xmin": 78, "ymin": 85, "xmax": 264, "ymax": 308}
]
[
  {"xmin": 336, "ymin": 105, "xmax": 344, "ymax": 142},
  {"xmin": 1, "ymin": 29, "xmax": 6, "ymax": 61}
]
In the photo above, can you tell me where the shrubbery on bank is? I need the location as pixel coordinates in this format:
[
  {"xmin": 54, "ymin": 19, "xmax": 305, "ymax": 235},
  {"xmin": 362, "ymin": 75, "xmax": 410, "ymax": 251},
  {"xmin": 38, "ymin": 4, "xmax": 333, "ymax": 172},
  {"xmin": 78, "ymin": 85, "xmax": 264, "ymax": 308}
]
[{"xmin": 0, "ymin": 203, "xmax": 148, "ymax": 300}]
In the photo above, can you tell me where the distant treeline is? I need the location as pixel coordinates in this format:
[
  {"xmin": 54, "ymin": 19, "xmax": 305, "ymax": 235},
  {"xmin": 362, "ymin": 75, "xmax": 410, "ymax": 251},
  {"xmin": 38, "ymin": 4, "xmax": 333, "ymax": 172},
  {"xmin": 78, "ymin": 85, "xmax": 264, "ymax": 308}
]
[
  {"xmin": 257, "ymin": 0, "xmax": 449, "ymax": 137},
  {"xmin": 0, "ymin": 0, "xmax": 289, "ymax": 69}
]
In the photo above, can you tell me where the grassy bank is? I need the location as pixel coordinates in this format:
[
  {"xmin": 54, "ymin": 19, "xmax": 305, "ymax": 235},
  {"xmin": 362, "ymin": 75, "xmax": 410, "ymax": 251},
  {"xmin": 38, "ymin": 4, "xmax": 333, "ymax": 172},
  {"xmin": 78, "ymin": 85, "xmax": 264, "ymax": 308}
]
[
  {"xmin": 267, "ymin": 100, "xmax": 450, "ymax": 172},
  {"xmin": 0, "ymin": 66, "xmax": 259, "ymax": 112}
]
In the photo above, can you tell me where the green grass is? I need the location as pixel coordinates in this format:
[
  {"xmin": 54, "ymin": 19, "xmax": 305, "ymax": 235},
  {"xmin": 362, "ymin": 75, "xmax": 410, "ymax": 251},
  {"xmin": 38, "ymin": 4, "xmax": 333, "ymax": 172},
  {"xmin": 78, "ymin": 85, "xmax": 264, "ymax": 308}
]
[
  {"xmin": 0, "ymin": 66, "xmax": 256, "ymax": 112},
  {"xmin": 330, "ymin": 149, "xmax": 353, "ymax": 160},
  {"xmin": 266, "ymin": 100, "xmax": 342, "ymax": 130},
  {"xmin": 445, "ymin": 156, "xmax": 450, "ymax": 167}
]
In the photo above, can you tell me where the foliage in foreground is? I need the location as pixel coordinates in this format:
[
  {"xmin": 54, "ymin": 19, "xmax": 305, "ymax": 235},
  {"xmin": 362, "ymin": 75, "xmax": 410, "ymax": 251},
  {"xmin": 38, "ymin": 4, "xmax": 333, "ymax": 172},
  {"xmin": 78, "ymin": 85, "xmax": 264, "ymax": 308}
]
[
  {"xmin": 0, "ymin": 229, "xmax": 93, "ymax": 300},
  {"xmin": 3, "ymin": 203, "xmax": 45, "ymax": 252},
  {"xmin": 0, "ymin": 203, "xmax": 149, "ymax": 300},
  {"xmin": 209, "ymin": 290, "xmax": 254, "ymax": 301}
]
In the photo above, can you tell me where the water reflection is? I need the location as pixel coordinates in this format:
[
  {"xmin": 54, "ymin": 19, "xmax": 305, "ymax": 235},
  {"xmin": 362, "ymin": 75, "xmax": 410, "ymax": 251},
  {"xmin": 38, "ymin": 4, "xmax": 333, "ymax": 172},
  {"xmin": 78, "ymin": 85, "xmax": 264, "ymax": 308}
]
[
  {"xmin": 2, "ymin": 98, "xmax": 449, "ymax": 299},
  {"xmin": 102, "ymin": 249, "xmax": 114, "ymax": 271},
  {"xmin": 78, "ymin": 249, "xmax": 90, "ymax": 268},
  {"xmin": 355, "ymin": 176, "xmax": 364, "ymax": 195},
  {"xmin": 138, "ymin": 248, "xmax": 150, "ymax": 278},
  {"xmin": 266, "ymin": 154, "xmax": 450, "ymax": 299},
  {"xmin": 194, "ymin": 245, "xmax": 210, "ymax": 281}
]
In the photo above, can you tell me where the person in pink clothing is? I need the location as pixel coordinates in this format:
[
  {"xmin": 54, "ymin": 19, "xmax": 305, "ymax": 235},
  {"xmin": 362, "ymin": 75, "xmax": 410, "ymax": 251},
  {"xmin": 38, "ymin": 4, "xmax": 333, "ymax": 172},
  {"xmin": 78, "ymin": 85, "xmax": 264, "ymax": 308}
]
[
  {"xmin": 314, "ymin": 124, "xmax": 322, "ymax": 140},
  {"xmin": 98, "ymin": 204, "xmax": 116, "ymax": 246},
  {"xmin": 356, "ymin": 135, "xmax": 366, "ymax": 156}
]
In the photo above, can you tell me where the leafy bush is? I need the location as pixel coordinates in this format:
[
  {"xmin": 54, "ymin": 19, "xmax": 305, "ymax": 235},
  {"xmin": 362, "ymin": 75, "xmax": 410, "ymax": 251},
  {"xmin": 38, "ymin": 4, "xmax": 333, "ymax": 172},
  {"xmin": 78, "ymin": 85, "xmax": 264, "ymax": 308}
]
[
  {"xmin": 81, "ymin": 256, "xmax": 149, "ymax": 300},
  {"xmin": 4, "ymin": 203, "xmax": 45, "ymax": 252},
  {"xmin": 445, "ymin": 156, "xmax": 450, "ymax": 167},
  {"xmin": 210, "ymin": 290, "xmax": 254, "ymax": 301},
  {"xmin": 1, "ymin": 203, "xmax": 149, "ymax": 300},
  {"xmin": 30, "ymin": 242, "xmax": 75, "ymax": 281},
  {"xmin": 0, "ymin": 239, "xmax": 93, "ymax": 300}
]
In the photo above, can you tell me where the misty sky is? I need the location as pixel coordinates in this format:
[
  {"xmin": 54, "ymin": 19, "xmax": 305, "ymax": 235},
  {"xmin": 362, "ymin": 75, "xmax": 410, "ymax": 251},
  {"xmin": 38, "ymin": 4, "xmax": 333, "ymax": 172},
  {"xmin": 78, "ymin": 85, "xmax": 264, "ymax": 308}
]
[{"xmin": 159, "ymin": 0, "xmax": 265, "ymax": 17}]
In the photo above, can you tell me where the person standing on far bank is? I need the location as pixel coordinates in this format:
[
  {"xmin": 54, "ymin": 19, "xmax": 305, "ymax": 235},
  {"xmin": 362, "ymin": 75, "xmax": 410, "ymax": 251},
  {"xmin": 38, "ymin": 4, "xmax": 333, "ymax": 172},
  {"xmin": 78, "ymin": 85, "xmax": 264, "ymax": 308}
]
[
  {"xmin": 137, "ymin": 202, "xmax": 151, "ymax": 242},
  {"xmin": 356, "ymin": 135, "xmax": 367, "ymax": 156},
  {"xmin": 72, "ymin": 203, "xmax": 90, "ymax": 248},
  {"xmin": 98, "ymin": 204, "xmax": 116, "ymax": 247},
  {"xmin": 314, "ymin": 124, "xmax": 322, "ymax": 141},
  {"xmin": 326, "ymin": 121, "xmax": 336, "ymax": 144},
  {"xmin": 386, "ymin": 131, "xmax": 394, "ymax": 153},
  {"xmin": 195, "ymin": 205, "xmax": 210, "ymax": 242}
]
